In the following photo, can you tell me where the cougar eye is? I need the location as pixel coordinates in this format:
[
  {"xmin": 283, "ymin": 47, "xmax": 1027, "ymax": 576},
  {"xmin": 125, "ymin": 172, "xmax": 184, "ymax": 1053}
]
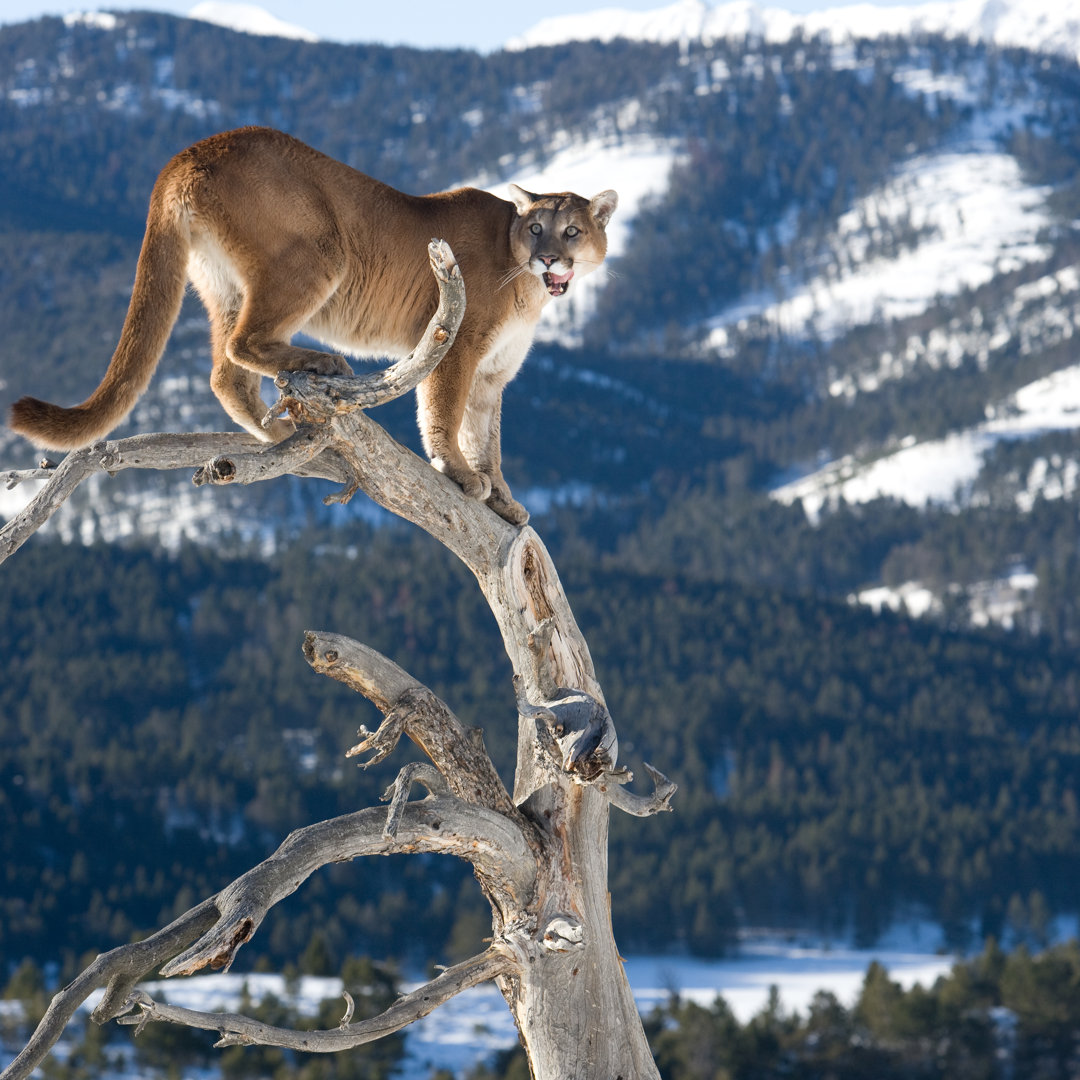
[
  {"xmin": 529, "ymin": 222, "xmax": 542, "ymax": 235},
  {"xmin": 565, "ymin": 226, "xmax": 580, "ymax": 238}
]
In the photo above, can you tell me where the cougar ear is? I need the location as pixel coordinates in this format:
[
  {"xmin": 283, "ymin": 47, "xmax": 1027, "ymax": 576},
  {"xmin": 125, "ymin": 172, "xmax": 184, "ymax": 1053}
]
[
  {"xmin": 508, "ymin": 183, "xmax": 537, "ymax": 216},
  {"xmin": 589, "ymin": 189, "xmax": 618, "ymax": 228}
]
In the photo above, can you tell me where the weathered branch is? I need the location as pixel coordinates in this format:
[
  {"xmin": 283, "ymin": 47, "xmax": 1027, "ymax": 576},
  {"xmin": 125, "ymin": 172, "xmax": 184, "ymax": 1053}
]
[
  {"xmin": 600, "ymin": 762, "xmax": 678, "ymax": 817},
  {"xmin": 0, "ymin": 900, "xmax": 219, "ymax": 1080},
  {"xmin": 304, "ymin": 630, "xmax": 518, "ymax": 819},
  {"xmin": 191, "ymin": 426, "xmax": 340, "ymax": 487},
  {"xmin": 160, "ymin": 798, "xmax": 535, "ymax": 978},
  {"xmin": 0, "ymin": 432, "xmax": 298, "ymax": 564},
  {"xmin": 118, "ymin": 946, "xmax": 513, "ymax": 1052},
  {"xmin": 0, "ymin": 794, "xmax": 532, "ymax": 1080},
  {"xmin": 381, "ymin": 762, "xmax": 450, "ymax": 837},
  {"xmin": 2, "ymin": 462, "xmax": 57, "ymax": 486}
]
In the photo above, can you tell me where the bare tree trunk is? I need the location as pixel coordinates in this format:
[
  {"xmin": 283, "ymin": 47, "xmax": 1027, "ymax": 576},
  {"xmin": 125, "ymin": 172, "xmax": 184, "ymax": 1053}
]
[{"xmin": 0, "ymin": 240, "xmax": 673, "ymax": 1080}]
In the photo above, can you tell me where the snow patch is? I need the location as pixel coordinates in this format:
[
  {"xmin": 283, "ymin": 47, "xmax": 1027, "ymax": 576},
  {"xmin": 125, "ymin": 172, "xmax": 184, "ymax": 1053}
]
[
  {"xmin": 708, "ymin": 149, "xmax": 1053, "ymax": 347},
  {"xmin": 773, "ymin": 364, "xmax": 1080, "ymax": 520},
  {"xmin": 61, "ymin": 11, "xmax": 119, "ymax": 30},
  {"xmin": 856, "ymin": 581, "xmax": 940, "ymax": 618},
  {"xmin": 187, "ymin": 2, "xmax": 318, "ymax": 41},
  {"xmin": 853, "ymin": 567, "xmax": 1038, "ymax": 628}
]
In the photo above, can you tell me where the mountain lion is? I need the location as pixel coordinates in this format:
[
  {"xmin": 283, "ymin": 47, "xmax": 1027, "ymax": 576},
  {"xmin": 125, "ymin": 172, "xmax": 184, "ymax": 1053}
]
[{"xmin": 9, "ymin": 126, "xmax": 618, "ymax": 525}]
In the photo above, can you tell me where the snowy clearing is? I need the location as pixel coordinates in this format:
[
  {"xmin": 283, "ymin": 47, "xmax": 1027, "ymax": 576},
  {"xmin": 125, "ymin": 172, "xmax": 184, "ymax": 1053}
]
[
  {"xmin": 708, "ymin": 148, "xmax": 1053, "ymax": 346},
  {"xmin": 67, "ymin": 939, "xmax": 954, "ymax": 1080},
  {"xmin": 773, "ymin": 363, "xmax": 1080, "ymax": 521}
]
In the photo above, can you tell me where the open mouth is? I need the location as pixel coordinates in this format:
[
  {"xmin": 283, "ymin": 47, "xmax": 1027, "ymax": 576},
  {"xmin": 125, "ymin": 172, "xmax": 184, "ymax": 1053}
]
[{"xmin": 543, "ymin": 269, "xmax": 574, "ymax": 297}]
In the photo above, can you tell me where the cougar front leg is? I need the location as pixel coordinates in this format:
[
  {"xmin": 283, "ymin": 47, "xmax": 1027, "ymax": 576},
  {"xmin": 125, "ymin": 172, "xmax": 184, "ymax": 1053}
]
[
  {"xmin": 460, "ymin": 374, "xmax": 529, "ymax": 527},
  {"xmin": 416, "ymin": 352, "xmax": 491, "ymax": 501}
]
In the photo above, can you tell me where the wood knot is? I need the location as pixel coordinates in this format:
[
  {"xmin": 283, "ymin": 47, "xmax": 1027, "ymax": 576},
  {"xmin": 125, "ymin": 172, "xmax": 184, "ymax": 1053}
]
[{"xmin": 211, "ymin": 457, "xmax": 236, "ymax": 482}]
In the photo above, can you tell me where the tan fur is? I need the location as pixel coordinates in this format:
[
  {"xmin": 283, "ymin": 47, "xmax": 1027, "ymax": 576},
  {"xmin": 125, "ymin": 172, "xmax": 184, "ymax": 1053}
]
[{"xmin": 9, "ymin": 126, "xmax": 617, "ymax": 524}]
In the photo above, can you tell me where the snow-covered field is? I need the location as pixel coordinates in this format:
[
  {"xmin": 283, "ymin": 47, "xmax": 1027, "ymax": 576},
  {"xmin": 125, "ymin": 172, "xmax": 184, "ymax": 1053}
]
[
  {"xmin": 402, "ymin": 941, "xmax": 954, "ymax": 1076},
  {"xmin": 45, "ymin": 937, "xmax": 951, "ymax": 1079}
]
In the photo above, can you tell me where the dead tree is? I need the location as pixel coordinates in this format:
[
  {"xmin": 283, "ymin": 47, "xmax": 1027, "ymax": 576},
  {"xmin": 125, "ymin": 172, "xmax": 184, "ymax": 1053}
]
[{"xmin": 0, "ymin": 241, "xmax": 674, "ymax": 1080}]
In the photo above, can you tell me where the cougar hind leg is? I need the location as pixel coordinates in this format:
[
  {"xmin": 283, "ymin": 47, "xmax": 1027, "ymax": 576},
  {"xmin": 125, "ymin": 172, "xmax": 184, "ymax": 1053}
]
[
  {"xmin": 209, "ymin": 355, "xmax": 292, "ymax": 442},
  {"xmin": 225, "ymin": 257, "xmax": 354, "ymax": 379},
  {"xmin": 207, "ymin": 302, "xmax": 294, "ymax": 441}
]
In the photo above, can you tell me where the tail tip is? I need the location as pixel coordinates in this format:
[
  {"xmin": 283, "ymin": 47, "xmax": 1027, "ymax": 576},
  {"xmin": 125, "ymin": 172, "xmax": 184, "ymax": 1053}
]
[{"xmin": 9, "ymin": 396, "xmax": 91, "ymax": 452}]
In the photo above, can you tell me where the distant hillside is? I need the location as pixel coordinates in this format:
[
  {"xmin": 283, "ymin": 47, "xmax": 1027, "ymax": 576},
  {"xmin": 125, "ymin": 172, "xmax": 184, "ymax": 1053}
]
[{"xmin": 3, "ymin": 6, "xmax": 1080, "ymax": 629}]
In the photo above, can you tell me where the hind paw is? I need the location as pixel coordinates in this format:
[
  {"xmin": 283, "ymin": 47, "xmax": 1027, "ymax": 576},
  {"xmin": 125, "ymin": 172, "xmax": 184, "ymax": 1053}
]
[
  {"xmin": 305, "ymin": 353, "xmax": 354, "ymax": 376},
  {"xmin": 431, "ymin": 457, "xmax": 492, "ymax": 501}
]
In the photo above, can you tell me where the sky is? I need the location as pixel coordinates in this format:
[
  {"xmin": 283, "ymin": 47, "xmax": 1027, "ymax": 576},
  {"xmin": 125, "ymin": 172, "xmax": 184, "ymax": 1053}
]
[{"xmin": 0, "ymin": 0, "xmax": 935, "ymax": 53}]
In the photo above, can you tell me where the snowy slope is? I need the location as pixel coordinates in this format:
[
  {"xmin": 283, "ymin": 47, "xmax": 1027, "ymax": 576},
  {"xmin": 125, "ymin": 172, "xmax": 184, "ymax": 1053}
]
[
  {"xmin": 187, "ymin": 1, "xmax": 317, "ymax": 40},
  {"xmin": 509, "ymin": 0, "xmax": 1080, "ymax": 64},
  {"xmin": 773, "ymin": 360, "xmax": 1080, "ymax": 520},
  {"xmin": 707, "ymin": 149, "xmax": 1053, "ymax": 350}
]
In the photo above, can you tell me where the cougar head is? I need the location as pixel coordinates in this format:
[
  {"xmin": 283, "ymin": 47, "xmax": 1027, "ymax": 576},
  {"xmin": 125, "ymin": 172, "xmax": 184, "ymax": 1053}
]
[{"xmin": 508, "ymin": 184, "xmax": 618, "ymax": 297}]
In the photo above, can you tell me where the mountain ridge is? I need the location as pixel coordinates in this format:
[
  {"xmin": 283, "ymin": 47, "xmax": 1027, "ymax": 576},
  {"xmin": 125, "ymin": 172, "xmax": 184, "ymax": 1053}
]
[{"xmin": 510, "ymin": 0, "xmax": 1080, "ymax": 64}]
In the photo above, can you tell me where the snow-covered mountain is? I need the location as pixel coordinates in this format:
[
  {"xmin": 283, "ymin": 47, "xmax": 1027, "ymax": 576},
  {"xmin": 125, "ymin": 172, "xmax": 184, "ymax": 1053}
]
[
  {"xmin": 4, "ymin": 5, "xmax": 1080, "ymax": 636},
  {"xmin": 510, "ymin": 0, "xmax": 1080, "ymax": 64},
  {"xmin": 774, "ymin": 347, "xmax": 1080, "ymax": 520}
]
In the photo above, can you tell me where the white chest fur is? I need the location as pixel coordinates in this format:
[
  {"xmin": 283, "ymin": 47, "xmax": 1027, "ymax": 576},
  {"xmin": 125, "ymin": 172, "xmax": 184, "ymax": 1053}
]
[{"xmin": 475, "ymin": 321, "xmax": 537, "ymax": 385}]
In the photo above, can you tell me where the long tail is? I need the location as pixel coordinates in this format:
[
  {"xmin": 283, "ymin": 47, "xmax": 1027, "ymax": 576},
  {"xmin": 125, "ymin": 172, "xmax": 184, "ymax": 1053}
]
[{"xmin": 9, "ymin": 194, "xmax": 189, "ymax": 452}]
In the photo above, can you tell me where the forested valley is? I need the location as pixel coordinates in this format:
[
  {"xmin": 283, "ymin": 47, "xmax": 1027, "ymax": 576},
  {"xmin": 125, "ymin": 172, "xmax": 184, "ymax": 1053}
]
[{"xmin": 3, "ymin": 522, "xmax": 1078, "ymax": 971}]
